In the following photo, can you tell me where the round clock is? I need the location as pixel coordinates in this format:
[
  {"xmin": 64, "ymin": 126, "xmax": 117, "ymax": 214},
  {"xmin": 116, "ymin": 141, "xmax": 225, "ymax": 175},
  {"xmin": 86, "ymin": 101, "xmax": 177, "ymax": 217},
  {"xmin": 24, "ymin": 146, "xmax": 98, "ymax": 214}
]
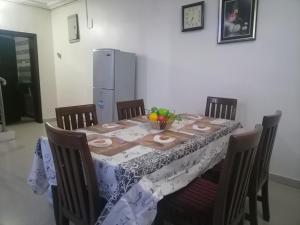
[{"xmin": 182, "ymin": 2, "xmax": 204, "ymax": 32}]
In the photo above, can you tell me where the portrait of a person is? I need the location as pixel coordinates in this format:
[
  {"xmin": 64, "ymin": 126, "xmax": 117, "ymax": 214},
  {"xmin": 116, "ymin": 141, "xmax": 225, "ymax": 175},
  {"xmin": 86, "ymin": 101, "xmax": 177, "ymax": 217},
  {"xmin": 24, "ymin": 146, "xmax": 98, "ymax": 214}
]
[{"xmin": 223, "ymin": 0, "xmax": 251, "ymax": 38}]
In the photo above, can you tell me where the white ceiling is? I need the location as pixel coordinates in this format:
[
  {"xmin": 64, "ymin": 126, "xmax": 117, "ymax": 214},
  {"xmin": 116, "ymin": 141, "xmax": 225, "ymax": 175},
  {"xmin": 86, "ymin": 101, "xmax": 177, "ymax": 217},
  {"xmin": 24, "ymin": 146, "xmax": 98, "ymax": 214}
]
[{"xmin": 2, "ymin": 0, "xmax": 77, "ymax": 9}]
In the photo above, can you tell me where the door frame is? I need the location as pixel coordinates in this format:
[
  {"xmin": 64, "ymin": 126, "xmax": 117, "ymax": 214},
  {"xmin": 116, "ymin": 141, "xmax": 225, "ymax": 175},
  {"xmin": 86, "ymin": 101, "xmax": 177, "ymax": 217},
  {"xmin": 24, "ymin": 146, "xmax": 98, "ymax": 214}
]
[{"xmin": 0, "ymin": 29, "xmax": 43, "ymax": 123}]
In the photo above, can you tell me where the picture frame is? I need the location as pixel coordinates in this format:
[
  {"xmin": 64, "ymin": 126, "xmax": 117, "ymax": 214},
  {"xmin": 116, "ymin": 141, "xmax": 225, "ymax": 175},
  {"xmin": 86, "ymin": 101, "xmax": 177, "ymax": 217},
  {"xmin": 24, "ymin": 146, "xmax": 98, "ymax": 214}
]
[
  {"xmin": 182, "ymin": 2, "xmax": 204, "ymax": 32},
  {"xmin": 217, "ymin": 0, "xmax": 258, "ymax": 44},
  {"xmin": 68, "ymin": 14, "xmax": 80, "ymax": 43}
]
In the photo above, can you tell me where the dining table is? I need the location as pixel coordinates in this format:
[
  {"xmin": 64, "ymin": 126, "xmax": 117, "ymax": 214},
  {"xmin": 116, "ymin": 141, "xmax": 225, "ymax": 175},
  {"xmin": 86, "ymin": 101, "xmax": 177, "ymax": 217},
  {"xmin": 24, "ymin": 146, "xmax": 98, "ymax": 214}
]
[{"xmin": 28, "ymin": 113, "xmax": 241, "ymax": 225}]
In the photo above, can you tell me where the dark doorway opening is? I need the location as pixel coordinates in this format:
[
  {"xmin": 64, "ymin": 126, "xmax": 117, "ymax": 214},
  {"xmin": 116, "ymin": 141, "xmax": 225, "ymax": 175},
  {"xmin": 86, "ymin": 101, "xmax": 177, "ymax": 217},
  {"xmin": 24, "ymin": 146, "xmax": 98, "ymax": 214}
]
[{"xmin": 0, "ymin": 29, "xmax": 43, "ymax": 124}]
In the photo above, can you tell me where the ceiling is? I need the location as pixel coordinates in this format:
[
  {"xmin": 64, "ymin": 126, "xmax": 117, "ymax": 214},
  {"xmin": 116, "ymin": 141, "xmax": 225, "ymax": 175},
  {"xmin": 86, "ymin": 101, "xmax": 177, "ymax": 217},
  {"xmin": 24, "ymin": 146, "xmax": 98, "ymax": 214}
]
[{"xmin": 2, "ymin": 0, "xmax": 77, "ymax": 9}]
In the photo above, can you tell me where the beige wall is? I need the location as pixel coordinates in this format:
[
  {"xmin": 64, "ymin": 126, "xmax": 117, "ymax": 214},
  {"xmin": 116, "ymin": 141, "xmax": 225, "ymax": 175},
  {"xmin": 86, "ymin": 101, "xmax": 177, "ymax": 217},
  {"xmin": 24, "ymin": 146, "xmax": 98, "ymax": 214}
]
[
  {"xmin": 51, "ymin": 0, "xmax": 300, "ymax": 181},
  {"xmin": 0, "ymin": 1, "xmax": 57, "ymax": 119}
]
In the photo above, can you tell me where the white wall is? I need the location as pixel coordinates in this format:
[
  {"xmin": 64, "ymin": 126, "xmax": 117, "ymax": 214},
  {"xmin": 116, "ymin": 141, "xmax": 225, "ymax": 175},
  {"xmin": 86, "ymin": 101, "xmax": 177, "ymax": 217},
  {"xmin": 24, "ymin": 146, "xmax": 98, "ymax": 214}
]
[
  {"xmin": 0, "ymin": 1, "xmax": 57, "ymax": 119},
  {"xmin": 51, "ymin": 0, "xmax": 300, "ymax": 181}
]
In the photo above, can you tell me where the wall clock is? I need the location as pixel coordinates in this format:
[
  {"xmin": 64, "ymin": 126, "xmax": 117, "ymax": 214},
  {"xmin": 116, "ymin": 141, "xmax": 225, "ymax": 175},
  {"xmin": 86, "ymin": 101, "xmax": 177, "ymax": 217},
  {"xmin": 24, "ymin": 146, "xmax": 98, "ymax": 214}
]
[{"xmin": 182, "ymin": 1, "xmax": 204, "ymax": 32}]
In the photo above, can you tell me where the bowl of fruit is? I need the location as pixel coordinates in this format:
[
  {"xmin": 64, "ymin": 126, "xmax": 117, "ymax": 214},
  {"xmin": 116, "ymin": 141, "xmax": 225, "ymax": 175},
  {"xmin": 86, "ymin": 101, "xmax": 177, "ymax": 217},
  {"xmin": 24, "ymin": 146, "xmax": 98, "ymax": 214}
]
[{"xmin": 148, "ymin": 107, "xmax": 181, "ymax": 130}]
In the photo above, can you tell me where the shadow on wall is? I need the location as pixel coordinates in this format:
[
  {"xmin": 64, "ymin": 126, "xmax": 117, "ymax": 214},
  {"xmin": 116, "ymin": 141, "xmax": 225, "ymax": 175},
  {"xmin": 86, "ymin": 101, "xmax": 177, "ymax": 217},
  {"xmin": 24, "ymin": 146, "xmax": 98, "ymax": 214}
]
[
  {"xmin": 270, "ymin": 129, "xmax": 300, "ymax": 181},
  {"xmin": 136, "ymin": 53, "xmax": 148, "ymax": 106}
]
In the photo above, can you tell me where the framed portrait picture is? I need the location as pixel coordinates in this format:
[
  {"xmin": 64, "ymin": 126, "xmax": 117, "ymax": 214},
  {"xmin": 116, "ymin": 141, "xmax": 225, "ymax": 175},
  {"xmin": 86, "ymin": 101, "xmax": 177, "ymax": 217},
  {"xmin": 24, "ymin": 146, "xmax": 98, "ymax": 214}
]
[{"xmin": 217, "ymin": 0, "xmax": 258, "ymax": 44}]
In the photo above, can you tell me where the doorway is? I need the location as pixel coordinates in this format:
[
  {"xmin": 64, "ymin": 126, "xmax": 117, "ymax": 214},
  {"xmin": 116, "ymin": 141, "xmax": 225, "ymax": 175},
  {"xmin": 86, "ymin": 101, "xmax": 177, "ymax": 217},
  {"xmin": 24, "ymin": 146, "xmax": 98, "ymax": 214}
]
[{"xmin": 0, "ymin": 29, "xmax": 42, "ymax": 124}]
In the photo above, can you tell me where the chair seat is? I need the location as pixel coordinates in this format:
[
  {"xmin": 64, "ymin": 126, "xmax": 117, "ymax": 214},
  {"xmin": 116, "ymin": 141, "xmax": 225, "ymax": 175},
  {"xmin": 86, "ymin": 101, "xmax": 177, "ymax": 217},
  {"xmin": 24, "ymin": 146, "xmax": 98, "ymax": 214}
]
[{"xmin": 158, "ymin": 178, "xmax": 218, "ymax": 224}]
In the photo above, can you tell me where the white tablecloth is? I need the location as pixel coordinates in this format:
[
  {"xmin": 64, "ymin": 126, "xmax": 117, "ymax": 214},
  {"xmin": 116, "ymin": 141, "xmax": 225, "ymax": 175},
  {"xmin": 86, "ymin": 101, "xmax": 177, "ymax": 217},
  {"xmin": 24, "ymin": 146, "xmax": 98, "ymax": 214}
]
[{"xmin": 28, "ymin": 117, "xmax": 240, "ymax": 225}]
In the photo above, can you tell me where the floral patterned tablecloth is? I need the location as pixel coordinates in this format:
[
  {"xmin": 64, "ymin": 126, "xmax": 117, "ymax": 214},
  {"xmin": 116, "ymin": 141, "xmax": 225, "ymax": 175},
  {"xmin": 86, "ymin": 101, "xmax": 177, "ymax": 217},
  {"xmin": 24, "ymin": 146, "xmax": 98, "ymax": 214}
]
[{"xmin": 28, "ymin": 115, "xmax": 241, "ymax": 225}]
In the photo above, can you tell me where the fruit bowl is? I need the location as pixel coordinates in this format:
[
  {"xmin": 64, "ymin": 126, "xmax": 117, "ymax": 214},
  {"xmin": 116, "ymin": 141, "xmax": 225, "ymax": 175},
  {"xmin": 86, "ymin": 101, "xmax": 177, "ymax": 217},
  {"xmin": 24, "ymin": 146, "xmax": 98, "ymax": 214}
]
[
  {"xmin": 147, "ymin": 107, "xmax": 181, "ymax": 130},
  {"xmin": 149, "ymin": 119, "xmax": 174, "ymax": 130}
]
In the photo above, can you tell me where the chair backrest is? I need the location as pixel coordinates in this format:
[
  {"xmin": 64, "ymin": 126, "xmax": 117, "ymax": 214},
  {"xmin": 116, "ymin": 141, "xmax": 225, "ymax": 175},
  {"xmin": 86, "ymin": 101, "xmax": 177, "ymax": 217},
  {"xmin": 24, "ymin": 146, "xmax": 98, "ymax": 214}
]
[
  {"xmin": 255, "ymin": 111, "xmax": 282, "ymax": 188},
  {"xmin": 45, "ymin": 123, "xmax": 104, "ymax": 225},
  {"xmin": 205, "ymin": 96, "xmax": 237, "ymax": 120},
  {"xmin": 116, "ymin": 99, "xmax": 145, "ymax": 120},
  {"xmin": 55, "ymin": 104, "xmax": 98, "ymax": 130},
  {"xmin": 213, "ymin": 126, "xmax": 262, "ymax": 225}
]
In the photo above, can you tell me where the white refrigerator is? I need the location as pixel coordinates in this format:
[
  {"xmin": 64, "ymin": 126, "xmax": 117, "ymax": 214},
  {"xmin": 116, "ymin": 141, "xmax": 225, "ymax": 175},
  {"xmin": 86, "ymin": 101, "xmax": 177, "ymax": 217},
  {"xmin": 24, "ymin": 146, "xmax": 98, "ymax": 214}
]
[{"xmin": 93, "ymin": 49, "xmax": 136, "ymax": 123}]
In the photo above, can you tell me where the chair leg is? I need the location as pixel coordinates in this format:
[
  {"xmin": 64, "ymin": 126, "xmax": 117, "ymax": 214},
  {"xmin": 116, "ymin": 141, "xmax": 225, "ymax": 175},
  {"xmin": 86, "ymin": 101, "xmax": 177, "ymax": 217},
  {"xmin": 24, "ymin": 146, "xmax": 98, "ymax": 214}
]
[
  {"xmin": 261, "ymin": 180, "xmax": 270, "ymax": 221},
  {"xmin": 239, "ymin": 214, "xmax": 245, "ymax": 225},
  {"xmin": 57, "ymin": 192, "xmax": 69, "ymax": 225},
  {"xmin": 58, "ymin": 211, "xmax": 69, "ymax": 225},
  {"xmin": 249, "ymin": 191, "xmax": 258, "ymax": 225},
  {"xmin": 239, "ymin": 219, "xmax": 244, "ymax": 225},
  {"xmin": 51, "ymin": 186, "xmax": 59, "ymax": 225},
  {"xmin": 153, "ymin": 213, "xmax": 164, "ymax": 225}
]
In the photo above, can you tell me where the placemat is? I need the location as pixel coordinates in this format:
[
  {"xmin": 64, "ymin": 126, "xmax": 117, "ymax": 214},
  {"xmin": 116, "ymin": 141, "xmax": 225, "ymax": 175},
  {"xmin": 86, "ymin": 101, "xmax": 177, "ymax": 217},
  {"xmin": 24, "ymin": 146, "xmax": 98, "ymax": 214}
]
[
  {"xmin": 89, "ymin": 136, "xmax": 137, "ymax": 156},
  {"xmin": 179, "ymin": 121, "xmax": 222, "ymax": 135},
  {"xmin": 130, "ymin": 115, "xmax": 149, "ymax": 123},
  {"xmin": 87, "ymin": 123, "xmax": 127, "ymax": 134},
  {"xmin": 137, "ymin": 130, "xmax": 192, "ymax": 151}
]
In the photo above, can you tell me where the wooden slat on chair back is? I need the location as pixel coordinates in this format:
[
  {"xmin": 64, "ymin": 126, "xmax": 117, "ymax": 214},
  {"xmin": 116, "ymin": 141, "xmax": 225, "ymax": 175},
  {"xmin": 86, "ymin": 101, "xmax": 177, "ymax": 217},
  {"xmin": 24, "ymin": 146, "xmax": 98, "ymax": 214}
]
[
  {"xmin": 45, "ymin": 123, "xmax": 104, "ymax": 225},
  {"xmin": 116, "ymin": 99, "xmax": 145, "ymax": 120},
  {"xmin": 213, "ymin": 126, "xmax": 262, "ymax": 225},
  {"xmin": 256, "ymin": 111, "xmax": 282, "ymax": 187},
  {"xmin": 205, "ymin": 96, "xmax": 237, "ymax": 120},
  {"xmin": 55, "ymin": 104, "xmax": 98, "ymax": 130}
]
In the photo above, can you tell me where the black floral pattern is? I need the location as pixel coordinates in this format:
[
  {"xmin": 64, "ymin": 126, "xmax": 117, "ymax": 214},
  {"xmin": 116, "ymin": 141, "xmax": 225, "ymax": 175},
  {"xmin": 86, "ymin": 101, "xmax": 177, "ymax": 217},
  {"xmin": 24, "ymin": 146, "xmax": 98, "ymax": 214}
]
[
  {"xmin": 28, "ymin": 120, "xmax": 241, "ymax": 225},
  {"xmin": 95, "ymin": 121, "xmax": 240, "ymax": 224}
]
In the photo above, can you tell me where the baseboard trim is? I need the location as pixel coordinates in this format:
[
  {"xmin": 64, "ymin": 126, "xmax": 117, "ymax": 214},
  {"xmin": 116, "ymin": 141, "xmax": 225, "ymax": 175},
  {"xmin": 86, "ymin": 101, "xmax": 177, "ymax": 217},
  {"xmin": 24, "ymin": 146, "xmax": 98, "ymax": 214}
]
[
  {"xmin": 43, "ymin": 118, "xmax": 56, "ymax": 122},
  {"xmin": 43, "ymin": 118, "xmax": 57, "ymax": 126},
  {"xmin": 269, "ymin": 173, "xmax": 300, "ymax": 189}
]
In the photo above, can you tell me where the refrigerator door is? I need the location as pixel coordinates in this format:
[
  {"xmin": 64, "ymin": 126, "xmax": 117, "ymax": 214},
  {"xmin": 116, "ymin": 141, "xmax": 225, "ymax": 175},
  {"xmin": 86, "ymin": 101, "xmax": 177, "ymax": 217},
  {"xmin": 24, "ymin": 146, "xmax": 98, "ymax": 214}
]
[
  {"xmin": 93, "ymin": 49, "xmax": 115, "ymax": 89},
  {"xmin": 93, "ymin": 88, "xmax": 115, "ymax": 123},
  {"xmin": 114, "ymin": 51, "xmax": 136, "ymax": 102}
]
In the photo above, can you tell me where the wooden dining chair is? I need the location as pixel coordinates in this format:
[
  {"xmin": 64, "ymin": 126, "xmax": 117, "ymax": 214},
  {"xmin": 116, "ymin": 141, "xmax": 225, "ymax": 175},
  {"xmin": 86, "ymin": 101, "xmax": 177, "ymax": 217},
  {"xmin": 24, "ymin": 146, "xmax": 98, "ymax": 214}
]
[
  {"xmin": 55, "ymin": 104, "xmax": 98, "ymax": 130},
  {"xmin": 45, "ymin": 123, "xmax": 106, "ymax": 225},
  {"xmin": 205, "ymin": 96, "xmax": 237, "ymax": 120},
  {"xmin": 155, "ymin": 126, "xmax": 262, "ymax": 225},
  {"xmin": 116, "ymin": 99, "xmax": 145, "ymax": 120},
  {"xmin": 202, "ymin": 111, "xmax": 282, "ymax": 225},
  {"xmin": 248, "ymin": 111, "xmax": 282, "ymax": 225}
]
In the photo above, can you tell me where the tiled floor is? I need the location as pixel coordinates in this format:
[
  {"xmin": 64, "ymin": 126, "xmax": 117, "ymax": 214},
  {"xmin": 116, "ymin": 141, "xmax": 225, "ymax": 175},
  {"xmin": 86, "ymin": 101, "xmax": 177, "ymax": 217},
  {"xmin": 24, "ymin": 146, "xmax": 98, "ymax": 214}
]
[
  {"xmin": 0, "ymin": 122, "xmax": 54, "ymax": 225},
  {"xmin": 0, "ymin": 122, "xmax": 299, "ymax": 225}
]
